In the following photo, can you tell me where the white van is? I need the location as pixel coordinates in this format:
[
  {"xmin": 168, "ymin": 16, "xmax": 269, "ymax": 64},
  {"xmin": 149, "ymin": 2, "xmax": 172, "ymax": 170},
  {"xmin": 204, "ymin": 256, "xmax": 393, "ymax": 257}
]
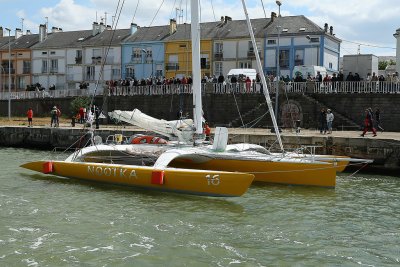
[
  {"xmin": 227, "ymin": 68, "xmax": 257, "ymax": 82},
  {"xmin": 292, "ymin": 65, "xmax": 327, "ymax": 80}
]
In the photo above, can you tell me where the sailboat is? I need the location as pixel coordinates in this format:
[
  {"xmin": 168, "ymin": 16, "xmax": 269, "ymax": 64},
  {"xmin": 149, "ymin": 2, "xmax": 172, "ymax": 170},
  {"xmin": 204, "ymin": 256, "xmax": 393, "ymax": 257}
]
[{"xmin": 21, "ymin": 0, "xmax": 372, "ymax": 190}]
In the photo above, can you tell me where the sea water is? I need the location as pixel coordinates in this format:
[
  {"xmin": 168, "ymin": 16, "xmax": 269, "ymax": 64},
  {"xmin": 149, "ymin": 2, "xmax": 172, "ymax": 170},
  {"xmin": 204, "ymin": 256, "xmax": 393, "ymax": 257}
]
[{"xmin": 0, "ymin": 147, "xmax": 399, "ymax": 266}]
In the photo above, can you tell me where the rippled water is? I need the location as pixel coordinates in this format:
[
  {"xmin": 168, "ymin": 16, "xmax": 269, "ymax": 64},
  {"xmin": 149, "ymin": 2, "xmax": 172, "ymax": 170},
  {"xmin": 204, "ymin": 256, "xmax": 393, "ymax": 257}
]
[{"xmin": 1, "ymin": 147, "xmax": 399, "ymax": 266}]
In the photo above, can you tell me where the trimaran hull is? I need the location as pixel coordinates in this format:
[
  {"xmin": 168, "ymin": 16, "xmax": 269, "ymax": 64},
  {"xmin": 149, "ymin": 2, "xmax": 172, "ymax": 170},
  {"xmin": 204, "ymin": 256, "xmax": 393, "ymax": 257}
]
[{"xmin": 20, "ymin": 161, "xmax": 254, "ymax": 197}]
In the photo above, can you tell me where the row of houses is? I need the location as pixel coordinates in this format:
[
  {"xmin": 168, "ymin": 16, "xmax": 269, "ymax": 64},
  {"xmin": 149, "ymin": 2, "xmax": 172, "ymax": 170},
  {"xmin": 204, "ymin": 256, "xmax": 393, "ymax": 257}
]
[{"xmin": 0, "ymin": 13, "xmax": 341, "ymax": 92}]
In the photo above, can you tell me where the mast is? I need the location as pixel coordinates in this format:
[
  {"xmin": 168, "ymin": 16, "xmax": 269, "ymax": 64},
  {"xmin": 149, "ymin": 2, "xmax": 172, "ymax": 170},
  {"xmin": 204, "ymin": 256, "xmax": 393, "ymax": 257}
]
[
  {"xmin": 190, "ymin": 0, "xmax": 203, "ymax": 135},
  {"xmin": 240, "ymin": 0, "xmax": 284, "ymax": 151}
]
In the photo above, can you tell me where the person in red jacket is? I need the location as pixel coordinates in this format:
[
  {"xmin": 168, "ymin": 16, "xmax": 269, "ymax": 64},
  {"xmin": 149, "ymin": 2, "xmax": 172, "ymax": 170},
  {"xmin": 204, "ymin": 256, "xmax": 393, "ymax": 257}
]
[
  {"xmin": 27, "ymin": 108, "xmax": 33, "ymax": 127},
  {"xmin": 204, "ymin": 122, "xmax": 211, "ymax": 141}
]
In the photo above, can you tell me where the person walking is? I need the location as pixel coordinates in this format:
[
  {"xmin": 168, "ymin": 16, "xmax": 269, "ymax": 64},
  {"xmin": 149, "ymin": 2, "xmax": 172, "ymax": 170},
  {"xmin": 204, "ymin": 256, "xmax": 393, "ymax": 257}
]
[
  {"xmin": 360, "ymin": 108, "xmax": 377, "ymax": 137},
  {"xmin": 326, "ymin": 109, "xmax": 334, "ymax": 134},
  {"xmin": 319, "ymin": 108, "xmax": 327, "ymax": 134},
  {"xmin": 26, "ymin": 107, "xmax": 33, "ymax": 127},
  {"xmin": 375, "ymin": 108, "xmax": 384, "ymax": 132}
]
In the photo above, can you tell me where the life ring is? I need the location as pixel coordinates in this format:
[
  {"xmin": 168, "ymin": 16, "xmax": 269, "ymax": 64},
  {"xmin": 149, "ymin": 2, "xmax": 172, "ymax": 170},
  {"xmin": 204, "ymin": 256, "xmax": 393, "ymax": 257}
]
[{"xmin": 131, "ymin": 135, "xmax": 168, "ymax": 145}]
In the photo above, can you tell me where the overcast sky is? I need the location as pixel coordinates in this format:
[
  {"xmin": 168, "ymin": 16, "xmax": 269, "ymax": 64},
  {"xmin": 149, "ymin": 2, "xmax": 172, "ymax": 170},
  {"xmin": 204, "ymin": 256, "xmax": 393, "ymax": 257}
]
[{"xmin": 1, "ymin": 0, "xmax": 399, "ymax": 56}]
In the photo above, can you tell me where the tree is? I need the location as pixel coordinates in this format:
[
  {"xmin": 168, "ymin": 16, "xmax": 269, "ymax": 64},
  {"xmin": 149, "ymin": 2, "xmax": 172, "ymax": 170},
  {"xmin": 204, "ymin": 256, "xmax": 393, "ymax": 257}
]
[
  {"xmin": 70, "ymin": 96, "xmax": 91, "ymax": 117},
  {"xmin": 378, "ymin": 61, "xmax": 388, "ymax": 70}
]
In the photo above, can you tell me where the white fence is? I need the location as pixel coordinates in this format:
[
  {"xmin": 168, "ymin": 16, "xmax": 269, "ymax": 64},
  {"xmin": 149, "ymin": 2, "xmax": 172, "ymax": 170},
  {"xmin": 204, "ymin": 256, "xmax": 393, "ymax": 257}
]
[
  {"xmin": 0, "ymin": 88, "xmax": 104, "ymax": 100},
  {"xmin": 1, "ymin": 81, "xmax": 399, "ymax": 100}
]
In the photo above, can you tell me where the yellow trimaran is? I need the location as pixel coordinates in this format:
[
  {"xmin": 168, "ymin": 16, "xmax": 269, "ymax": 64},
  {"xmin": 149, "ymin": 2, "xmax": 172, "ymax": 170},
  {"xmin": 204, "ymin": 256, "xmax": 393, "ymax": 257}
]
[{"xmin": 21, "ymin": 0, "xmax": 372, "ymax": 196}]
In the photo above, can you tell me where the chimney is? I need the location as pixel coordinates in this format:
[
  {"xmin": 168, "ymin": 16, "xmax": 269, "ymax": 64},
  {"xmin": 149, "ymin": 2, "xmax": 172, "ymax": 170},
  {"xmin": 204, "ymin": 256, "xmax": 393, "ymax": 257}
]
[
  {"xmin": 106, "ymin": 25, "xmax": 112, "ymax": 30},
  {"xmin": 329, "ymin": 26, "xmax": 333, "ymax": 35},
  {"xmin": 26, "ymin": 30, "xmax": 31, "ymax": 35},
  {"xmin": 15, "ymin": 28, "xmax": 23, "ymax": 39},
  {"xmin": 92, "ymin": 22, "xmax": 100, "ymax": 36},
  {"xmin": 224, "ymin": 16, "xmax": 232, "ymax": 23},
  {"xmin": 39, "ymin": 24, "xmax": 47, "ymax": 42},
  {"xmin": 51, "ymin": 26, "xmax": 63, "ymax": 33},
  {"xmin": 169, "ymin": 19, "xmax": 177, "ymax": 35},
  {"xmin": 324, "ymin": 23, "xmax": 328, "ymax": 33},
  {"xmin": 130, "ymin": 23, "xmax": 138, "ymax": 35},
  {"xmin": 271, "ymin": 12, "xmax": 277, "ymax": 22},
  {"xmin": 221, "ymin": 16, "xmax": 224, "ymax": 23},
  {"xmin": 99, "ymin": 22, "xmax": 106, "ymax": 33},
  {"xmin": 0, "ymin": 27, "xmax": 3, "ymax": 37}
]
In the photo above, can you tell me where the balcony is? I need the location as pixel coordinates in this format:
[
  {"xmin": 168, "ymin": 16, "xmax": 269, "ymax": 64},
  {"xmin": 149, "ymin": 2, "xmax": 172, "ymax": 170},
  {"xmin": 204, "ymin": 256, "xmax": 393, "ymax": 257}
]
[
  {"xmin": 166, "ymin": 63, "xmax": 179, "ymax": 71},
  {"xmin": 214, "ymin": 52, "xmax": 223, "ymax": 60},
  {"xmin": 91, "ymin": 56, "xmax": 102, "ymax": 64},
  {"xmin": 50, "ymin": 68, "xmax": 58, "ymax": 74},
  {"xmin": 247, "ymin": 50, "xmax": 255, "ymax": 58}
]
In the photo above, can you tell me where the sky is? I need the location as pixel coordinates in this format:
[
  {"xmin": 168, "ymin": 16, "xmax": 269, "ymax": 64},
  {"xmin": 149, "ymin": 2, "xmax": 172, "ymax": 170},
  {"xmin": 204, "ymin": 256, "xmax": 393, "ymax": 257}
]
[{"xmin": 0, "ymin": 0, "xmax": 399, "ymax": 57}]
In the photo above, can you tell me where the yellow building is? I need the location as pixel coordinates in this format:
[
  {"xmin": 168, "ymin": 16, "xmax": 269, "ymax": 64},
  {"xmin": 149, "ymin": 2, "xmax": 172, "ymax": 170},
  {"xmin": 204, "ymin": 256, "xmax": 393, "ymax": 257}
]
[{"xmin": 164, "ymin": 22, "xmax": 216, "ymax": 79}]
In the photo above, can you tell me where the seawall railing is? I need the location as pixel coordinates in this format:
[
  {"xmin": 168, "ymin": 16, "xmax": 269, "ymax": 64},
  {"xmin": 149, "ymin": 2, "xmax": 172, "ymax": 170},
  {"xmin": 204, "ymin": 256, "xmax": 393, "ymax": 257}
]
[{"xmin": 1, "ymin": 81, "xmax": 399, "ymax": 100}]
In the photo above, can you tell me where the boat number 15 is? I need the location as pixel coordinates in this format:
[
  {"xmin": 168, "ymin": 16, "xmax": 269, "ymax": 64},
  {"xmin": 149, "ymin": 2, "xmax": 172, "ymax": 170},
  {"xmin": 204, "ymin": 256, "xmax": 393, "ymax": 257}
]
[{"xmin": 205, "ymin": 174, "xmax": 220, "ymax": 186}]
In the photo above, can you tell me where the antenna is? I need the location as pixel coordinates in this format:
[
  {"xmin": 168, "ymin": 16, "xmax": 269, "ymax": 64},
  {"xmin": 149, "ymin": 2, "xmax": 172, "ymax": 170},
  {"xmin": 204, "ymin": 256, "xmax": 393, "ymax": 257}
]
[
  {"xmin": 358, "ymin": 44, "xmax": 361, "ymax": 54},
  {"xmin": 176, "ymin": 8, "xmax": 183, "ymax": 24},
  {"xmin": 104, "ymin": 12, "xmax": 108, "ymax": 26},
  {"xmin": 21, "ymin": 18, "xmax": 24, "ymax": 33},
  {"xmin": 45, "ymin": 16, "xmax": 49, "ymax": 33}
]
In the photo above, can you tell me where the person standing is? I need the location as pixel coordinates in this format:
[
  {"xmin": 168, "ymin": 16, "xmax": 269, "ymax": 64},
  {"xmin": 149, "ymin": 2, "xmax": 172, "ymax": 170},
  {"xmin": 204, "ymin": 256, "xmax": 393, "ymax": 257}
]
[
  {"xmin": 204, "ymin": 122, "xmax": 211, "ymax": 141},
  {"xmin": 326, "ymin": 109, "xmax": 334, "ymax": 134},
  {"xmin": 56, "ymin": 106, "xmax": 61, "ymax": 127},
  {"xmin": 27, "ymin": 108, "xmax": 33, "ymax": 127},
  {"xmin": 360, "ymin": 108, "xmax": 377, "ymax": 137},
  {"xmin": 50, "ymin": 106, "xmax": 58, "ymax": 127},
  {"xmin": 319, "ymin": 108, "xmax": 327, "ymax": 134},
  {"xmin": 375, "ymin": 108, "xmax": 384, "ymax": 132}
]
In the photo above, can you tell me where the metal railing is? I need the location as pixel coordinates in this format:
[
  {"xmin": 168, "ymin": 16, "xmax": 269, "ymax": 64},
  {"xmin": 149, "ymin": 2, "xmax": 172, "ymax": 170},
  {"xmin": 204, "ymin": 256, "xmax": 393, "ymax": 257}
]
[{"xmin": 1, "ymin": 81, "xmax": 399, "ymax": 100}]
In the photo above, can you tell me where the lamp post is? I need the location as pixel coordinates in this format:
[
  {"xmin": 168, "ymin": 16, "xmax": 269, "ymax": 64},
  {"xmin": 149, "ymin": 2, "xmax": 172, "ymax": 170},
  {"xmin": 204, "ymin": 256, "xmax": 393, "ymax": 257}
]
[
  {"xmin": 5, "ymin": 27, "xmax": 11, "ymax": 121},
  {"xmin": 274, "ymin": 0, "xmax": 282, "ymax": 129}
]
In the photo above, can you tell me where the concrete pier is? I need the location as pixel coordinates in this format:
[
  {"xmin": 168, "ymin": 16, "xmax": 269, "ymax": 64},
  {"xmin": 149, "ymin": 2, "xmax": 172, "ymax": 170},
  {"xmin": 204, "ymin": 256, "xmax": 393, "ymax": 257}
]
[{"xmin": 1, "ymin": 125, "xmax": 399, "ymax": 174}]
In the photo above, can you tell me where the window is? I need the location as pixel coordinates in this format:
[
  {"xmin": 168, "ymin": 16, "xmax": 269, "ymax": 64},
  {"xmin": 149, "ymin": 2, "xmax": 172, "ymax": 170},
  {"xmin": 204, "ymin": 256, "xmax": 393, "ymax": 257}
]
[
  {"xmin": 214, "ymin": 62, "xmax": 223, "ymax": 76},
  {"xmin": 294, "ymin": 49, "xmax": 304, "ymax": 66},
  {"xmin": 125, "ymin": 66, "xmax": 135, "ymax": 78},
  {"xmin": 279, "ymin": 49, "xmax": 289, "ymax": 69},
  {"xmin": 267, "ymin": 39, "xmax": 276, "ymax": 45},
  {"xmin": 50, "ymin": 59, "xmax": 58, "ymax": 73},
  {"xmin": 239, "ymin": 61, "xmax": 251, "ymax": 69},
  {"xmin": 76, "ymin": 50, "xmax": 82, "ymax": 64},
  {"xmin": 17, "ymin": 76, "xmax": 25, "ymax": 89},
  {"xmin": 106, "ymin": 48, "xmax": 114, "ymax": 64},
  {"xmin": 214, "ymin": 43, "xmax": 223, "ymax": 59},
  {"xmin": 41, "ymin": 60, "xmax": 48, "ymax": 73},
  {"xmin": 329, "ymin": 62, "xmax": 333, "ymax": 69},
  {"xmin": 112, "ymin": 68, "xmax": 120, "ymax": 79},
  {"xmin": 23, "ymin": 61, "xmax": 31, "ymax": 74},
  {"xmin": 132, "ymin": 48, "xmax": 141, "ymax": 63},
  {"xmin": 50, "ymin": 51, "xmax": 56, "ymax": 55},
  {"xmin": 310, "ymin": 37, "xmax": 319, "ymax": 43},
  {"xmin": 42, "ymin": 51, "xmax": 47, "ymax": 55},
  {"xmin": 93, "ymin": 48, "xmax": 102, "ymax": 58},
  {"xmin": 156, "ymin": 64, "xmax": 163, "ymax": 77},
  {"xmin": 145, "ymin": 48, "xmax": 152, "ymax": 63},
  {"xmin": 86, "ymin": 66, "xmax": 95, "ymax": 80}
]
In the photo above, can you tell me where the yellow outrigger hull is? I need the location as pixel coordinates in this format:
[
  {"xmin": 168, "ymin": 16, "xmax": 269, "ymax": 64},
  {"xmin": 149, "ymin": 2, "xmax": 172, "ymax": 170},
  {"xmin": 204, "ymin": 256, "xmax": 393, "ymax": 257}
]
[
  {"xmin": 20, "ymin": 161, "xmax": 254, "ymax": 197},
  {"xmin": 171, "ymin": 159, "xmax": 336, "ymax": 187}
]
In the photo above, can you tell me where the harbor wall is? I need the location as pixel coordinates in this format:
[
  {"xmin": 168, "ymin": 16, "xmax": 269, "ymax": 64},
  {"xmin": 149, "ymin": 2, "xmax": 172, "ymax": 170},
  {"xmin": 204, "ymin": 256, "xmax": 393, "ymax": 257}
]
[
  {"xmin": 1, "ymin": 94, "xmax": 399, "ymax": 131},
  {"xmin": 0, "ymin": 126, "xmax": 399, "ymax": 174}
]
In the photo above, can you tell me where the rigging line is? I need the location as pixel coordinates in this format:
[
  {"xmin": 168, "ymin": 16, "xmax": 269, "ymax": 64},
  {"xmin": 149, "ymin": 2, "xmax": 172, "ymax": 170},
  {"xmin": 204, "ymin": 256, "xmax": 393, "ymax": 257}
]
[
  {"xmin": 260, "ymin": 0, "xmax": 267, "ymax": 18},
  {"xmin": 91, "ymin": 0, "xmax": 125, "ymax": 110},
  {"xmin": 341, "ymin": 39, "xmax": 396, "ymax": 50},
  {"xmin": 210, "ymin": 0, "xmax": 216, "ymax": 22},
  {"xmin": 132, "ymin": 0, "xmax": 140, "ymax": 23},
  {"xmin": 185, "ymin": 0, "xmax": 188, "ymax": 23},
  {"xmin": 231, "ymin": 91, "xmax": 246, "ymax": 128},
  {"xmin": 149, "ymin": 0, "xmax": 165, "ymax": 27}
]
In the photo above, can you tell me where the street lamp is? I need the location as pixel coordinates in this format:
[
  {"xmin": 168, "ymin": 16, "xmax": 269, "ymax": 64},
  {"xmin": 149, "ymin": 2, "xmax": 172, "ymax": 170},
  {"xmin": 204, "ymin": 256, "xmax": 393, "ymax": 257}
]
[
  {"xmin": 5, "ymin": 27, "xmax": 11, "ymax": 121},
  {"xmin": 274, "ymin": 1, "xmax": 282, "ymax": 130}
]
